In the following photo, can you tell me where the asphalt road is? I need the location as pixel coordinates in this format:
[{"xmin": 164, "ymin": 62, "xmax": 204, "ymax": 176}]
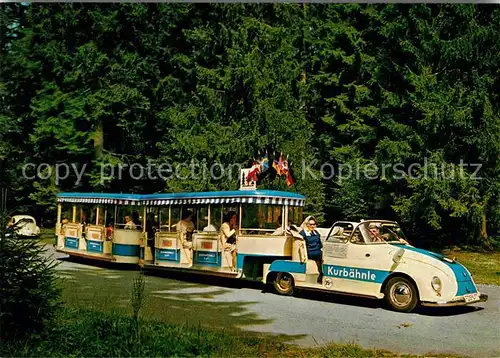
[{"xmin": 48, "ymin": 247, "xmax": 499, "ymax": 357}]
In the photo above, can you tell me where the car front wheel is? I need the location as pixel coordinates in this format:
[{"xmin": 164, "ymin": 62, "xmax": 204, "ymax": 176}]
[
  {"xmin": 273, "ymin": 272, "xmax": 295, "ymax": 296},
  {"xmin": 384, "ymin": 276, "xmax": 419, "ymax": 312}
]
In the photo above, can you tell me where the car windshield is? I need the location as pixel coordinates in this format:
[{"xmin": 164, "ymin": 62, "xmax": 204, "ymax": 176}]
[
  {"xmin": 18, "ymin": 217, "xmax": 34, "ymax": 224},
  {"xmin": 358, "ymin": 222, "xmax": 407, "ymax": 244}
]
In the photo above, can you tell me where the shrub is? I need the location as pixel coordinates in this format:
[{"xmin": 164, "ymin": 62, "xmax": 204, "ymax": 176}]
[
  {"xmin": 0, "ymin": 308, "xmax": 239, "ymax": 357},
  {"xmin": 130, "ymin": 271, "xmax": 146, "ymax": 324},
  {"xmin": 0, "ymin": 207, "xmax": 61, "ymax": 341}
]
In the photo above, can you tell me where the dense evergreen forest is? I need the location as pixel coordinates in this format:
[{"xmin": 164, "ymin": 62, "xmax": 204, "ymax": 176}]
[{"xmin": 1, "ymin": 4, "xmax": 499, "ymax": 248}]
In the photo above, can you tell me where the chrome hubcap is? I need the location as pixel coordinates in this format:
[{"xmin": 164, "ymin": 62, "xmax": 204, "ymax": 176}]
[
  {"xmin": 277, "ymin": 273, "xmax": 292, "ymax": 291},
  {"xmin": 390, "ymin": 282, "xmax": 412, "ymax": 307}
]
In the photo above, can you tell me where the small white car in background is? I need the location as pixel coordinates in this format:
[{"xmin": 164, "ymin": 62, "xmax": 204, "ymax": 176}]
[{"xmin": 8, "ymin": 215, "xmax": 41, "ymax": 238}]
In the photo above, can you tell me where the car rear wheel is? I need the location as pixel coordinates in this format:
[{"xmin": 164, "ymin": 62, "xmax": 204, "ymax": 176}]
[
  {"xmin": 384, "ymin": 276, "xmax": 419, "ymax": 312},
  {"xmin": 273, "ymin": 272, "xmax": 294, "ymax": 296}
]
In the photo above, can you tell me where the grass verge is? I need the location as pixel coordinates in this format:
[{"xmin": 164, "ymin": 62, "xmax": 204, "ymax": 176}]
[
  {"xmin": 442, "ymin": 249, "xmax": 500, "ymax": 285},
  {"xmin": 38, "ymin": 227, "xmax": 56, "ymax": 246}
]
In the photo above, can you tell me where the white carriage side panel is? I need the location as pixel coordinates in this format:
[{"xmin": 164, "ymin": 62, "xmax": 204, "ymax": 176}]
[
  {"xmin": 64, "ymin": 223, "xmax": 81, "ymax": 239},
  {"xmin": 86, "ymin": 225, "xmax": 104, "ymax": 241},
  {"xmin": 193, "ymin": 233, "xmax": 220, "ymax": 252},
  {"xmin": 155, "ymin": 232, "xmax": 179, "ymax": 249},
  {"xmin": 113, "ymin": 229, "xmax": 142, "ymax": 246},
  {"xmin": 237, "ymin": 235, "xmax": 292, "ymax": 257}
]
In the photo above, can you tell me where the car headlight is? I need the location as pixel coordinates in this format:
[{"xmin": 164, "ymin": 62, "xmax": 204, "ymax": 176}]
[{"xmin": 431, "ymin": 276, "xmax": 442, "ymax": 294}]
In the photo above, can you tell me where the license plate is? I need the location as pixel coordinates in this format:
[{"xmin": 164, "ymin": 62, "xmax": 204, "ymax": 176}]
[{"xmin": 464, "ymin": 293, "xmax": 480, "ymax": 303}]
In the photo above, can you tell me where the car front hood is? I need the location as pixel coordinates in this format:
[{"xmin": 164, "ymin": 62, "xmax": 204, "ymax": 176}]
[
  {"xmin": 391, "ymin": 244, "xmax": 453, "ymax": 263},
  {"xmin": 391, "ymin": 244, "xmax": 478, "ymax": 296}
]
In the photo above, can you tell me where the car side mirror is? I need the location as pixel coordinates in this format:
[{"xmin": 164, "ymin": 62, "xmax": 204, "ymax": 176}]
[{"xmin": 392, "ymin": 248, "xmax": 405, "ymax": 263}]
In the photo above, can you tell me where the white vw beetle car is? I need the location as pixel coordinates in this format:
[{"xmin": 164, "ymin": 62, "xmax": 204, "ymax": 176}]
[
  {"xmin": 268, "ymin": 219, "xmax": 488, "ymax": 312},
  {"xmin": 8, "ymin": 215, "xmax": 41, "ymax": 238}
]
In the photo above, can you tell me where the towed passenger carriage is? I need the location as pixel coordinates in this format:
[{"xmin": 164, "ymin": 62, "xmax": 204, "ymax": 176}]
[
  {"xmin": 56, "ymin": 193, "xmax": 145, "ymax": 264},
  {"xmin": 140, "ymin": 190, "xmax": 304, "ymax": 279},
  {"xmin": 55, "ymin": 187, "xmax": 488, "ymax": 312}
]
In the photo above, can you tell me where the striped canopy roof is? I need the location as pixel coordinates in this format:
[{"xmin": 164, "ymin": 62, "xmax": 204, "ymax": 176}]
[{"xmin": 57, "ymin": 190, "xmax": 306, "ymax": 207}]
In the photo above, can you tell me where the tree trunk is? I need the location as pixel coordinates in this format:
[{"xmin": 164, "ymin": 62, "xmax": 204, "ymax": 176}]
[
  {"xmin": 480, "ymin": 209, "xmax": 487, "ymax": 241},
  {"xmin": 93, "ymin": 122, "xmax": 104, "ymax": 159}
]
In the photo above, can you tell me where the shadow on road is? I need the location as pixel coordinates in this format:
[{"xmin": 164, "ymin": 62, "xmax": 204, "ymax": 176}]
[
  {"xmin": 144, "ymin": 268, "xmax": 266, "ymax": 291},
  {"xmin": 417, "ymin": 305, "xmax": 484, "ymax": 316},
  {"xmin": 55, "ymin": 265, "xmax": 309, "ymax": 345},
  {"xmin": 57, "ymin": 255, "xmax": 138, "ymax": 270},
  {"xmin": 146, "ymin": 269, "xmax": 385, "ymax": 310},
  {"xmin": 293, "ymin": 289, "xmax": 381, "ymax": 309},
  {"xmin": 293, "ymin": 289, "xmax": 485, "ymax": 316}
]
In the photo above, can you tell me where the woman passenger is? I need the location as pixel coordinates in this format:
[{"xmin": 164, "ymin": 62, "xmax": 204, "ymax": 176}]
[
  {"xmin": 299, "ymin": 216, "xmax": 323, "ymax": 283},
  {"xmin": 220, "ymin": 211, "xmax": 238, "ymax": 271}
]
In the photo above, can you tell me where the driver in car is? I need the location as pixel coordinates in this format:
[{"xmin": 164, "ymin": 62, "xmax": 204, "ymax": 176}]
[
  {"xmin": 368, "ymin": 223, "xmax": 390, "ymax": 242},
  {"xmin": 368, "ymin": 223, "xmax": 408, "ymax": 244}
]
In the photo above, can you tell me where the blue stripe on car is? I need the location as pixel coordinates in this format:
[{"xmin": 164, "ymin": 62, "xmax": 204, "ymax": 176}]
[
  {"xmin": 323, "ymin": 265, "xmax": 390, "ymax": 283},
  {"xmin": 269, "ymin": 261, "xmax": 390, "ymax": 283},
  {"xmin": 269, "ymin": 260, "xmax": 306, "ymax": 274},
  {"xmin": 236, "ymin": 254, "xmax": 291, "ymax": 270}
]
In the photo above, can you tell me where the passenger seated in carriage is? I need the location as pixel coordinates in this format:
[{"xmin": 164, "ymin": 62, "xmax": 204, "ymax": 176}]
[
  {"xmin": 177, "ymin": 210, "xmax": 195, "ymax": 248},
  {"xmin": 124, "ymin": 215, "xmax": 137, "ymax": 230},
  {"xmin": 220, "ymin": 211, "xmax": 238, "ymax": 271}
]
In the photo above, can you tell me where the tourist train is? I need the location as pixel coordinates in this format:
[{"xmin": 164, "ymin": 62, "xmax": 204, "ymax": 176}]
[{"xmin": 55, "ymin": 172, "xmax": 487, "ymax": 312}]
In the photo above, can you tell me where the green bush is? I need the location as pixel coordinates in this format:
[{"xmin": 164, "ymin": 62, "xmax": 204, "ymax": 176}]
[
  {"xmin": 0, "ymin": 210, "xmax": 61, "ymax": 341},
  {"xmin": 0, "ymin": 308, "xmax": 241, "ymax": 357}
]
